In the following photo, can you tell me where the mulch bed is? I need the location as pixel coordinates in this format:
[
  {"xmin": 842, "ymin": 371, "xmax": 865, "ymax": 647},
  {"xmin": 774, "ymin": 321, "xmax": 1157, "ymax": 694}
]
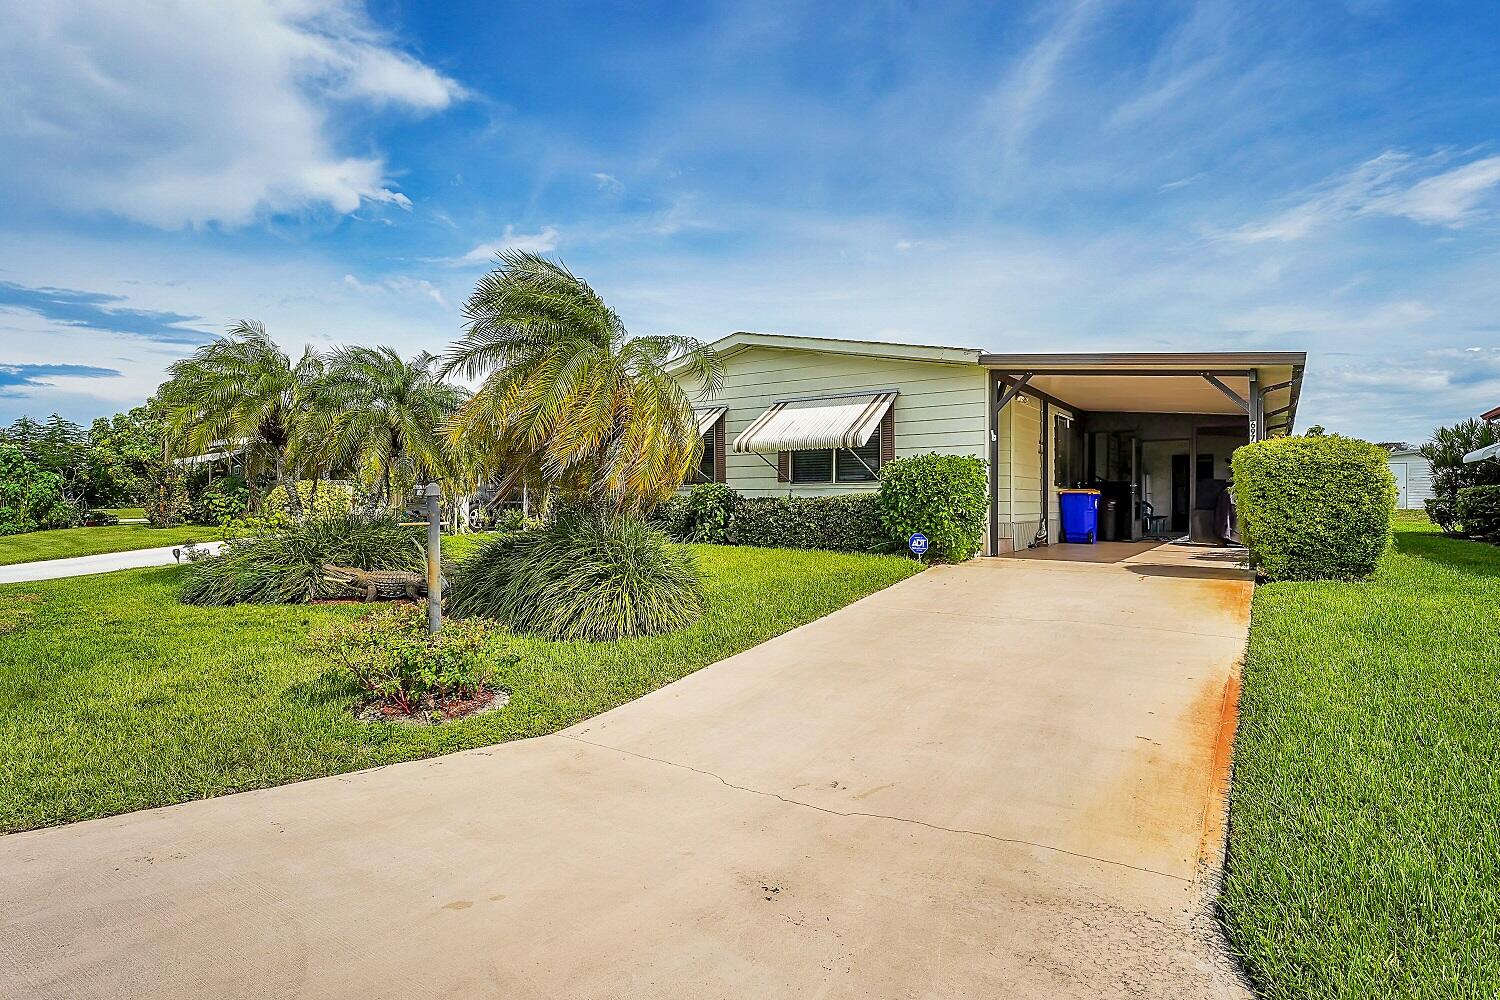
[{"xmin": 354, "ymin": 685, "xmax": 511, "ymax": 726}]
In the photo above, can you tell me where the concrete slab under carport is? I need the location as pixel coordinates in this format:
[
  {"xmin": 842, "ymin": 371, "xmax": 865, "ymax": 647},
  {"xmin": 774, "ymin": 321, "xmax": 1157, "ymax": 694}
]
[{"xmin": 0, "ymin": 547, "xmax": 1253, "ymax": 999}]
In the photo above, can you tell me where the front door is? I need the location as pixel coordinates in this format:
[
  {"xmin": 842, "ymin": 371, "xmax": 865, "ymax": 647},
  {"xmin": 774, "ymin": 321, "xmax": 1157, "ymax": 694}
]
[
  {"xmin": 1171, "ymin": 453, "xmax": 1190, "ymax": 531},
  {"xmin": 1391, "ymin": 462, "xmax": 1409, "ymax": 509}
]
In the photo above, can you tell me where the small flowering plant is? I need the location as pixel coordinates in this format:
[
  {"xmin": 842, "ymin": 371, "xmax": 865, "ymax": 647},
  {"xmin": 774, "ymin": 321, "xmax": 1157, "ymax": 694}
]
[{"xmin": 310, "ymin": 606, "xmax": 516, "ymax": 716}]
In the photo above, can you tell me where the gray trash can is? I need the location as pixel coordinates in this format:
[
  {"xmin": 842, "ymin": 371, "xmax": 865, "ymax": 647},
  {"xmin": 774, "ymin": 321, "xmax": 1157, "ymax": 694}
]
[{"xmin": 1098, "ymin": 498, "xmax": 1119, "ymax": 541}]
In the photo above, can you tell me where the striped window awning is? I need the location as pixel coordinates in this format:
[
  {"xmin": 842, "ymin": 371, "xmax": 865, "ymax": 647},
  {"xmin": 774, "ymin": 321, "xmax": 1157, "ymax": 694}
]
[
  {"xmin": 733, "ymin": 391, "xmax": 896, "ymax": 453},
  {"xmin": 1465, "ymin": 442, "xmax": 1500, "ymax": 464},
  {"xmin": 693, "ymin": 406, "xmax": 727, "ymax": 435}
]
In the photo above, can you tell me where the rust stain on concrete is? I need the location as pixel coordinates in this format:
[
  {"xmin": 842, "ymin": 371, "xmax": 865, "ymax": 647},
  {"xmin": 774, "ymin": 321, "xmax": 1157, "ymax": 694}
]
[
  {"xmin": 1206, "ymin": 579, "xmax": 1254, "ymax": 623},
  {"xmin": 1070, "ymin": 657, "xmax": 1245, "ymax": 876},
  {"xmin": 1196, "ymin": 667, "xmax": 1242, "ymax": 865}
]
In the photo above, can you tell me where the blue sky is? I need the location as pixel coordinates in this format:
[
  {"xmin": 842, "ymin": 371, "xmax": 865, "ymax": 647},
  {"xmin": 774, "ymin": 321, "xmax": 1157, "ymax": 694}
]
[{"xmin": 2, "ymin": 0, "xmax": 1499, "ymax": 443}]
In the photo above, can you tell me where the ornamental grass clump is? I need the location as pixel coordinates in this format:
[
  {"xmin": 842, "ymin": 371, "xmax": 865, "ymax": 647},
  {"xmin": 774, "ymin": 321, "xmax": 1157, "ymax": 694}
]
[
  {"xmin": 180, "ymin": 513, "xmax": 421, "ymax": 606},
  {"xmin": 447, "ymin": 511, "xmax": 704, "ymax": 641}
]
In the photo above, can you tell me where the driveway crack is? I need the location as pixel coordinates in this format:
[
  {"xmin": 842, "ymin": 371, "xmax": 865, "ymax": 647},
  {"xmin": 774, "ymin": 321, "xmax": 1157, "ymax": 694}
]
[{"xmin": 562, "ymin": 734, "xmax": 1193, "ymax": 885}]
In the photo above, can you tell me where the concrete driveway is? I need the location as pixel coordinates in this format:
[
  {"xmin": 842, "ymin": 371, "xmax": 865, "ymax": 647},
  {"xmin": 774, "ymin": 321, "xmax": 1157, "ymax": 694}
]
[
  {"xmin": 0, "ymin": 542, "xmax": 224, "ymax": 584},
  {"xmin": 0, "ymin": 542, "xmax": 1252, "ymax": 999}
]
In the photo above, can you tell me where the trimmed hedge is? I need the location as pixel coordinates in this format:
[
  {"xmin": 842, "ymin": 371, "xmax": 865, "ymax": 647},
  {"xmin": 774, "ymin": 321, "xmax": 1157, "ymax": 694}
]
[
  {"xmin": 732, "ymin": 494, "xmax": 890, "ymax": 553},
  {"xmin": 650, "ymin": 494, "xmax": 693, "ymax": 541},
  {"xmin": 1457, "ymin": 484, "xmax": 1500, "ymax": 542},
  {"xmin": 877, "ymin": 453, "xmax": 988, "ymax": 562},
  {"xmin": 1424, "ymin": 496, "xmax": 1460, "ymax": 534},
  {"xmin": 1232, "ymin": 434, "xmax": 1396, "ymax": 581}
]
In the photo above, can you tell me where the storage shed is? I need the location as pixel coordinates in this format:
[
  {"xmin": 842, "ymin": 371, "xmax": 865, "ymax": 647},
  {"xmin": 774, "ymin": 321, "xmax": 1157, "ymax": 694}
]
[{"xmin": 1386, "ymin": 448, "xmax": 1435, "ymax": 510}]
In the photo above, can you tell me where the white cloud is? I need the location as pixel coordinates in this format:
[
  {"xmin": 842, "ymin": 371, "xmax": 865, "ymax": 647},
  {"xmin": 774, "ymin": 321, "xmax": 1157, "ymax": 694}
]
[
  {"xmin": 1229, "ymin": 151, "xmax": 1500, "ymax": 242},
  {"xmin": 593, "ymin": 172, "xmax": 625, "ymax": 194},
  {"xmin": 344, "ymin": 273, "xmax": 449, "ymax": 308},
  {"xmin": 1374, "ymin": 154, "xmax": 1500, "ymax": 225},
  {"xmin": 0, "ymin": 0, "xmax": 463, "ymax": 227},
  {"xmin": 455, "ymin": 226, "xmax": 562, "ymax": 264},
  {"xmin": 334, "ymin": 45, "xmax": 466, "ymax": 109},
  {"xmin": 982, "ymin": 0, "xmax": 1106, "ymax": 164}
]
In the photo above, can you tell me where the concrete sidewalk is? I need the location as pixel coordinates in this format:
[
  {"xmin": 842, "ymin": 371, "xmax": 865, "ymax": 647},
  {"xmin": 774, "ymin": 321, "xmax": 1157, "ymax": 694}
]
[
  {"xmin": 0, "ymin": 543, "xmax": 1253, "ymax": 999},
  {"xmin": 0, "ymin": 541, "xmax": 223, "ymax": 584}
]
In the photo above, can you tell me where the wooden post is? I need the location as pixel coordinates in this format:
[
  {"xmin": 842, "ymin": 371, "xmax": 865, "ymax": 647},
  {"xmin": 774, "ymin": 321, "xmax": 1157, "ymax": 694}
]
[{"xmin": 423, "ymin": 483, "xmax": 442, "ymax": 635}]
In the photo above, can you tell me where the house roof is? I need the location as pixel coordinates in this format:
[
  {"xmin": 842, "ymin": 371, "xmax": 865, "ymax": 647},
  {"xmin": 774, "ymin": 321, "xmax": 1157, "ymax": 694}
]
[
  {"xmin": 674, "ymin": 332, "xmax": 1307, "ymax": 432},
  {"xmin": 692, "ymin": 331, "xmax": 982, "ymax": 367},
  {"xmin": 1482, "ymin": 404, "xmax": 1500, "ymax": 422},
  {"xmin": 980, "ymin": 352, "xmax": 1305, "ymax": 428}
]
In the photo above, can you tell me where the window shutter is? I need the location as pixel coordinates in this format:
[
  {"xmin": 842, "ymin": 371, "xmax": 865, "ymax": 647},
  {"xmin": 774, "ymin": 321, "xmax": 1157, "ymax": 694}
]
[
  {"xmin": 879, "ymin": 403, "xmax": 895, "ymax": 465},
  {"xmin": 714, "ymin": 417, "xmax": 726, "ymax": 483},
  {"xmin": 777, "ymin": 451, "xmax": 789, "ymax": 482}
]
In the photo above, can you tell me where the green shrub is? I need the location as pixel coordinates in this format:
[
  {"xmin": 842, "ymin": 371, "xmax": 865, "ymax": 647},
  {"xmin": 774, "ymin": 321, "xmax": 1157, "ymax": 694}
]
[
  {"xmin": 0, "ymin": 444, "xmax": 76, "ymax": 535},
  {"xmin": 83, "ymin": 508, "xmax": 119, "ymax": 526},
  {"xmin": 732, "ymin": 494, "xmax": 889, "ymax": 552},
  {"xmin": 1457, "ymin": 485, "xmax": 1500, "ymax": 542},
  {"xmin": 309, "ymin": 605, "xmax": 516, "ymax": 716},
  {"xmin": 649, "ymin": 493, "xmax": 693, "ymax": 541},
  {"xmin": 488, "ymin": 506, "xmax": 538, "ymax": 533},
  {"xmin": 1424, "ymin": 496, "xmax": 1460, "ymax": 534},
  {"xmin": 1232, "ymin": 435, "xmax": 1396, "ymax": 581},
  {"xmin": 447, "ymin": 512, "xmax": 703, "ymax": 641},
  {"xmin": 683, "ymin": 482, "xmax": 739, "ymax": 543},
  {"xmin": 876, "ymin": 453, "xmax": 988, "ymax": 562},
  {"xmin": 191, "ymin": 476, "xmax": 249, "ymax": 525},
  {"xmin": 142, "ymin": 462, "xmax": 191, "ymax": 528},
  {"xmin": 1420, "ymin": 419, "xmax": 1500, "ymax": 537},
  {"xmin": 262, "ymin": 480, "xmax": 355, "ymax": 521},
  {"xmin": 180, "ymin": 513, "xmax": 422, "ymax": 605}
]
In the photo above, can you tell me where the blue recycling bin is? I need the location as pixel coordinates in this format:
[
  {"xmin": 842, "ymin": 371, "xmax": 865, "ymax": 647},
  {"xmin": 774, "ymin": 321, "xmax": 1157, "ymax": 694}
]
[{"xmin": 1058, "ymin": 489, "xmax": 1101, "ymax": 544}]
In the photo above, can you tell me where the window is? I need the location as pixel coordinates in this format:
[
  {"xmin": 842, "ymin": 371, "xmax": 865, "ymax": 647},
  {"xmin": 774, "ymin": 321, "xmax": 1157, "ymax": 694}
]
[
  {"xmin": 789, "ymin": 425, "xmax": 882, "ymax": 484},
  {"xmin": 790, "ymin": 448, "xmax": 833, "ymax": 483},
  {"xmin": 693, "ymin": 429, "xmax": 715, "ymax": 484},
  {"xmin": 1054, "ymin": 414, "xmax": 1074, "ymax": 488}
]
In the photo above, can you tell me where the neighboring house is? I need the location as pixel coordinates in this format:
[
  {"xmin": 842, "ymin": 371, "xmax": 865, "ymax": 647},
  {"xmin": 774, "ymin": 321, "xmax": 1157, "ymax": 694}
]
[
  {"xmin": 1385, "ymin": 448, "xmax": 1435, "ymax": 510},
  {"xmin": 1463, "ymin": 404, "xmax": 1500, "ymax": 465},
  {"xmin": 674, "ymin": 332, "xmax": 1305, "ymax": 554}
]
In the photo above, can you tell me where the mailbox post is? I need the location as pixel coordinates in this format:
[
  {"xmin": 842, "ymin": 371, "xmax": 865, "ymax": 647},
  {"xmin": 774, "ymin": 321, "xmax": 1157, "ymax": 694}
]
[{"xmin": 422, "ymin": 482, "xmax": 442, "ymax": 635}]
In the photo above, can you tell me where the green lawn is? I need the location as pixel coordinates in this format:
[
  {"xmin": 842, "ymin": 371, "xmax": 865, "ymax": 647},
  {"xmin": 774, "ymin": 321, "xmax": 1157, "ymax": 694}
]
[
  {"xmin": 0, "ymin": 523, "xmax": 222, "ymax": 566},
  {"xmin": 104, "ymin": 507, "xmax": 146, "ymax": 519},
  {"xmin": 1224, "ymin": 518, "xmax": 1500, "ymax": 998},
  {"xmin": 0, "ymin": 544, "xmax": 921, "ymax": 833}
]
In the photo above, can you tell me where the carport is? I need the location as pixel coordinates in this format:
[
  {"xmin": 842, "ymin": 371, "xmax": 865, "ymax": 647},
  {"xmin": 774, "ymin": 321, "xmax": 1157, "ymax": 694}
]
[{"xmin": 982, "ymin": 353, "xmax": 1306, "ymax": 555}]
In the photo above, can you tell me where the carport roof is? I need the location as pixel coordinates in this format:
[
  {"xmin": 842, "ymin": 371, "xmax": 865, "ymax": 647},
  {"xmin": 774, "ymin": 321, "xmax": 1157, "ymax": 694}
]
[{"xmin": 980, "ymin": 352, "xmax": 1306, "ymax": 433}]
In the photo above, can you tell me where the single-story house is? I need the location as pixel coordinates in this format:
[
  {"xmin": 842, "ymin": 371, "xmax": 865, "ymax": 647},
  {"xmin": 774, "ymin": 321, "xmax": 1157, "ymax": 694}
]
[
  {"xmin": 674, "ymin": 332, "xmax": 1305, "ymax": 555},
  {"xmin": 1385, "ymin": 448, "xmax": 1435, "ymax": 510}
]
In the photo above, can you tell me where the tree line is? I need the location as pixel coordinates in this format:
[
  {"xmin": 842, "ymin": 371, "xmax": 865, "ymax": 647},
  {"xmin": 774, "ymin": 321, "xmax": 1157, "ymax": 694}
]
[{"xmin": 2, "ymin": 252, "xmax": 722, "ymax": 532}]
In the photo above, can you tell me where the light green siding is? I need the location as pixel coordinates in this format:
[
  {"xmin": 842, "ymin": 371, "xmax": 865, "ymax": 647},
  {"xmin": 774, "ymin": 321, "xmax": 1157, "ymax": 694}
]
[
  {"xmin": 994, "ymin": 395, "xmax": 1045, "ymax": 549},
  {"xmin": 683, "ymin": 346, "xmax": 989, "ymax": 498}
]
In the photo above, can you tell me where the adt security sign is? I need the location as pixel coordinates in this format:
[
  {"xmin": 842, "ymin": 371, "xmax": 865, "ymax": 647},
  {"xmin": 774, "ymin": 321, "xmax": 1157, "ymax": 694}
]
[{"xmin": 908, "ymin": 532, "xmax": 929, "ymax": 557}]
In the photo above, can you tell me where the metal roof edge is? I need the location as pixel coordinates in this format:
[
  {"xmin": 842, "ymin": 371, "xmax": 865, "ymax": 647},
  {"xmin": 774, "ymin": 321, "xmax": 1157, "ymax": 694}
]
[{"xmin": 977, "ymin": 351, "xmax": 1308, "ymax": 367}]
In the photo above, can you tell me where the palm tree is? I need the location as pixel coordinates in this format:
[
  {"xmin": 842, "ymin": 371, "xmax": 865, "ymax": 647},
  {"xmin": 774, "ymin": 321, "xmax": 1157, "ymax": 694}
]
[
  {"xmin": 1420, "ymin": 417, "xmax": 1500, "ymax": 498},
  {"xmin": 442, "ymin": 251, "xmax": 722, "ymax": 511},
  {"xmin": 312, "ymin": 346, "xmax": 466, "ymax": 510},
  {"xmin": 160, "ymin": 321, "xmax": 323, "ymax": 518}
]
